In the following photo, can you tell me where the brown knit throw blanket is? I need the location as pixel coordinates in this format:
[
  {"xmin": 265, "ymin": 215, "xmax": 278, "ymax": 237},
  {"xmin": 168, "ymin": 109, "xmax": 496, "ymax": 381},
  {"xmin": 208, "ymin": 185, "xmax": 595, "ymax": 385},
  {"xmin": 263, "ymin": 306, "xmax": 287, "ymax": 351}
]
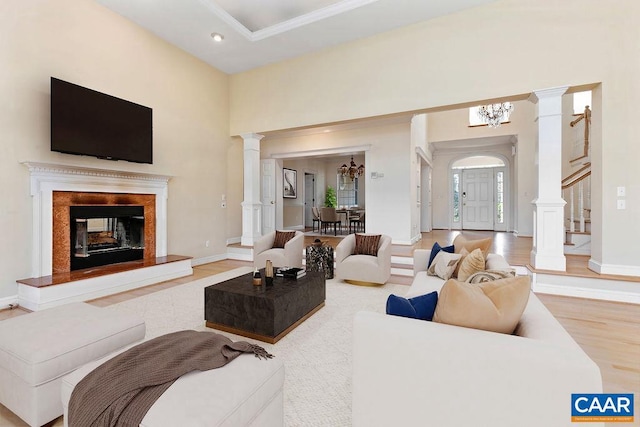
[{"xmin": 68, "ymin": 330, "xmax": 273, "ymax": 427}]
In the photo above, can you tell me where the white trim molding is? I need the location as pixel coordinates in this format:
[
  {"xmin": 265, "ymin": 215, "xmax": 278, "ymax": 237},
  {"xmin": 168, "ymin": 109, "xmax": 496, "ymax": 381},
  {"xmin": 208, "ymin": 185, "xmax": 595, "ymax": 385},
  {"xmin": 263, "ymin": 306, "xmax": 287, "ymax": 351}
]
[
  {"xmin": 0, "ymin": 295, "xmax": 19, "ymax": 310},
  {"xmin": 588, "ymin": 259, "xmax": 640, "ymax": 277}
]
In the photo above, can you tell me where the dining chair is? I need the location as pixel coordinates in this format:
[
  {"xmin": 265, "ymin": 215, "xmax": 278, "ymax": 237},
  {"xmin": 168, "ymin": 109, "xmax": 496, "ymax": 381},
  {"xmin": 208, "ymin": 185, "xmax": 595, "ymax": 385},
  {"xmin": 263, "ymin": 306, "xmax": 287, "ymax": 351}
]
[
  {"xmin": 311, "ymin": 206, "xmax": 321, "ymax": 232},
  {"xmin": 320, "ymin": 207, "xmax": 342, "ymax": 236},
  {"xmin": 349, "ymin": 211, "xmax": 365, "ymax": 233}
]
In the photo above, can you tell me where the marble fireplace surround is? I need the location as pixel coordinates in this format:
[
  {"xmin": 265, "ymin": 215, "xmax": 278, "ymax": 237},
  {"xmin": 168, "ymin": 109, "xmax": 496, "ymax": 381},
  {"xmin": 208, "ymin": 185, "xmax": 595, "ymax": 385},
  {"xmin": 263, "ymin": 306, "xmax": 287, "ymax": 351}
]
[
  {"xmin": 19, "ymin": 162, "xmax": 193, "ymax": 311},
  {"xmin": 52, "ymin": 191, "xmax": 157, "ymax": 274}
]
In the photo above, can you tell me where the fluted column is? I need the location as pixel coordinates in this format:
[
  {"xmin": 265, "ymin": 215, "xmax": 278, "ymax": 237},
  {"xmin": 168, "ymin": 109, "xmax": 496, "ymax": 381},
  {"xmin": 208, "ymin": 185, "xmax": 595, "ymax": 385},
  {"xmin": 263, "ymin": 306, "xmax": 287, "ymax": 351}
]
[
  {"xmin": 240, "ymin": 133, "xmax": 264, "ymax": 246},
  {"xmin": 530, "ymin": 87, "xmax": 568, "ymax": 271}
]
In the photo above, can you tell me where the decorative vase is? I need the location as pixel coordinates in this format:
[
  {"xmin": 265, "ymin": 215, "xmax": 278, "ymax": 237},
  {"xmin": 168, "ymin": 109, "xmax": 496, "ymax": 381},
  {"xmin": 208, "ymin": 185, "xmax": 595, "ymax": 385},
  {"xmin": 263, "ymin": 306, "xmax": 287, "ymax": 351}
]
[{"xmin": 265, "ymin": 260, "xmax": 274, "ymax": 286}]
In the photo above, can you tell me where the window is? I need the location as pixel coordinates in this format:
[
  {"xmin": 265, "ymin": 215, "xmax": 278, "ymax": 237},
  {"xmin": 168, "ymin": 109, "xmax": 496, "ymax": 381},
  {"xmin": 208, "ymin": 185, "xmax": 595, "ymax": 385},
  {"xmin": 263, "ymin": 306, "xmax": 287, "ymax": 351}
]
[
  {"xmin": 573, "ymin": 91, "xmax": 591, "ymax": 115},
  {"xmin": 337, "ymin": 174, "xmax": 358, "ymax": 207},
  {"xmin": 468, "ymin": 106, "xmax": 511, "ymax": 127},
  {"xmin": 496, "ymin": 171, "xmax": 504, "ymax": 224},
  {"xmin": 452, "ymin": 172, "xmax": 460, "ymax": 223}
]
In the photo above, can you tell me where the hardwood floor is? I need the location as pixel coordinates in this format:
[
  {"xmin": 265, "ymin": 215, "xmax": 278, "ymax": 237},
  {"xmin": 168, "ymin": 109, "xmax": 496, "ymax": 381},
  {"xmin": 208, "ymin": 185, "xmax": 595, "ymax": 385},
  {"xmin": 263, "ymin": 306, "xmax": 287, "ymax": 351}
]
[{"xmin": 0, "ymin": 231, "xmax": 638, "ymax": 427}]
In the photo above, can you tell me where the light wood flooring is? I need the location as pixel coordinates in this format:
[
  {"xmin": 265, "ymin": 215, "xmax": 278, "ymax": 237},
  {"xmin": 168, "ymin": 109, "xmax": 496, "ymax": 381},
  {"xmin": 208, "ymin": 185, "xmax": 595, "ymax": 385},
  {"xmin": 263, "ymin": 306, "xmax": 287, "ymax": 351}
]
[{"xmin": 0, "ymin": 231, "xmax": 638, "ymax": 427}]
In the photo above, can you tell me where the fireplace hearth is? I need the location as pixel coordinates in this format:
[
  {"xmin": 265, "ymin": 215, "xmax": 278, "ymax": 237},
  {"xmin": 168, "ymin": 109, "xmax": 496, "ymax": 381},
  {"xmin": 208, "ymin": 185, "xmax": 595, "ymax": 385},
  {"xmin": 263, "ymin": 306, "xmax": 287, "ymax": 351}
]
[{"xmin": 70, "ymin": 205, "xmax": 145, "ymax": 271}]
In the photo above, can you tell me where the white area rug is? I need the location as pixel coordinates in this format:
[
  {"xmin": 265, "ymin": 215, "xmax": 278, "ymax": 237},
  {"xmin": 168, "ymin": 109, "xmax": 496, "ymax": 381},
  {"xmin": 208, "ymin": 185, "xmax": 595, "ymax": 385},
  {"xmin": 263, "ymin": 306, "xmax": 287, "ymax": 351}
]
[{"xmin": 105, "ymin": 267, "xmax": 408, "ymax": 426}]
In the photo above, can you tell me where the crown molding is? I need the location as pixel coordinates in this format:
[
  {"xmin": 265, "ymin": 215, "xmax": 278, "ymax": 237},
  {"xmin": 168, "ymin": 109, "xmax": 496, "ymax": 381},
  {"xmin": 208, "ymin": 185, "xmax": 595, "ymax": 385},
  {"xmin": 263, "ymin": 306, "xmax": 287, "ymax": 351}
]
[{"xmin": 21, "ymin": 162, "xmax": 172, "ymax": 183}]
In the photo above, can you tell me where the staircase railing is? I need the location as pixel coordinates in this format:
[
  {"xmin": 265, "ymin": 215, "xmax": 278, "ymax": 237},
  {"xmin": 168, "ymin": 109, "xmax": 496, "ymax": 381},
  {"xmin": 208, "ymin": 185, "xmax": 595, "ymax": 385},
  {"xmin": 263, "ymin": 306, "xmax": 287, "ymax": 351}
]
[
  {"xmin": 562, "ymin": 164, "xmax": 591, "ymax": 233},
  {"xmin": 570, "ymin": 106, "xmax": 591, "ymax": 163}
]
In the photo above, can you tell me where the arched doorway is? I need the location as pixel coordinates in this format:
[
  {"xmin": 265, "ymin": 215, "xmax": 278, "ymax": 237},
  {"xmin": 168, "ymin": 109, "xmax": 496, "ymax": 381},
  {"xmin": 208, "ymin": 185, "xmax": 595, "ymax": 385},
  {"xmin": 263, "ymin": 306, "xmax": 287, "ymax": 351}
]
[{"xmin": 450, "ymin": 155, "xmax": 508, "ymax": 231}]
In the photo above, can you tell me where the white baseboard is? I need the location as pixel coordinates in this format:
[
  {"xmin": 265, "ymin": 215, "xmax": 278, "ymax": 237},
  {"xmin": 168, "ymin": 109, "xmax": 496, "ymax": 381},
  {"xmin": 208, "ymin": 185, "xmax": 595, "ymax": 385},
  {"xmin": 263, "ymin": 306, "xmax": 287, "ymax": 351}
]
[
  {"xmin": 0, "ymin": 295, "xmax": 19, "ymax": 310},
  {"xmin": 588, "ymin": 259, "xmax": 640, "ymax": 277},
  {"xmin": 191, "ymin": 254, "xmax": 227, "ymax": 266},
  {"xmin": 226, "ymin": 236, "xmax": 241, "ymax": 245},
  {"xmin": 226, "ymin": 252, "xmax": 253, "ymax": 261}
]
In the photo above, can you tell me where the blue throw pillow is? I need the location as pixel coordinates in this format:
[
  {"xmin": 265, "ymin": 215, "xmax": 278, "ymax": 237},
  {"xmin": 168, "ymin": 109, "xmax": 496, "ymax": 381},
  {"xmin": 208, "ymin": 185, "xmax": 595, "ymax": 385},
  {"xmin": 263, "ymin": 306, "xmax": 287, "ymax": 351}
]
[
  {"xmin": 386, "ymin": 294, "xmax": 416, "ymax": 319},
  {"xmin": 409, "ymin": 291, "xmax": 439, "ymax": 321},
  {"xmin": 386, "ymin": 291, "xmax": 438, "ymax": 321},
  {"xmin": 427, "ymin": 242, "xmax": 454, "ymax": 269}
]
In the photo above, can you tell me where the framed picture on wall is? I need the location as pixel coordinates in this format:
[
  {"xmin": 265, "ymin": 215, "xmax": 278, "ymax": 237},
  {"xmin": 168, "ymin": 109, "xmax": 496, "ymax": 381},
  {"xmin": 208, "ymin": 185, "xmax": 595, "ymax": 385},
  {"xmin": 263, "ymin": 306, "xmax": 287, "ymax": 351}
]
[{"xmin": 283, "ymin": 168, "xmax": 297, "ymax": 198}]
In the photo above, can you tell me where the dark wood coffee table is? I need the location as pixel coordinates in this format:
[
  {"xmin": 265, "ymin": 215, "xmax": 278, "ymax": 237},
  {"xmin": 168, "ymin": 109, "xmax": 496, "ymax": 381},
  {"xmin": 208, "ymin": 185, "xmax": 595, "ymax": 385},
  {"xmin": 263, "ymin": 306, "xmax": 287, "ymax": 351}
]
[{"xmin": 204, "ymin": 270, "xmax": 326, "ymax": 344}]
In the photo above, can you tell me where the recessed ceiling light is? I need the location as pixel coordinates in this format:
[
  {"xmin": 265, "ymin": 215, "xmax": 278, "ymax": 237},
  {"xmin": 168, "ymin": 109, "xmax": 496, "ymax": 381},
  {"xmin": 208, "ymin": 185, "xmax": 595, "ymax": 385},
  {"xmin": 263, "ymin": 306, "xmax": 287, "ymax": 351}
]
[{"xmin": 211, "ymin": 33, "xmax": 224, "ymax": 42}]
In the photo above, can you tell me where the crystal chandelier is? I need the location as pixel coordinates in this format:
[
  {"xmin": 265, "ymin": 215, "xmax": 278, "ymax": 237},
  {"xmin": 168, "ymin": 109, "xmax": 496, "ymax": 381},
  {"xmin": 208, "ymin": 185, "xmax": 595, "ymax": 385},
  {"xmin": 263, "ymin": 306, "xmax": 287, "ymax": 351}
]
[
  {"xmin": 338, "ymin": 156, "xmax": 364, "ymax": 180},
  {"xmin": 477, "ymin": 102, "xmax": 514, "ymax": 128}
]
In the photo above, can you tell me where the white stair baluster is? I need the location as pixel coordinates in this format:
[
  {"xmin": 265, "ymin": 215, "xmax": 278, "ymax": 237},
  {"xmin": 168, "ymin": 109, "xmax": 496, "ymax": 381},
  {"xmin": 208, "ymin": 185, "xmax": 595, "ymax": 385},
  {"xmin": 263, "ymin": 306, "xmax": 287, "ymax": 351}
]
[
  {"xmin": 578, "ymin": 181, "xmax": 585, "ymax": 233},
  {"xmin": 569, "ymin": 187, "xmax": 575, "ymax": 233}
]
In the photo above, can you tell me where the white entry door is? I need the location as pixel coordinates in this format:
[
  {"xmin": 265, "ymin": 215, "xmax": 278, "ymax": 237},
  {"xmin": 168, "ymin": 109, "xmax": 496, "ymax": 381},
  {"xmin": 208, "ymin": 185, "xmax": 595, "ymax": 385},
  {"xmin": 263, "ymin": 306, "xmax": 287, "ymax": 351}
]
[
  {"xmin": 462, "ymin": 168, "xmax": 494, "ymax": 230},
  {"xmin": 261, "ymin": 159, "xmax": 276, "ymax": 235}
]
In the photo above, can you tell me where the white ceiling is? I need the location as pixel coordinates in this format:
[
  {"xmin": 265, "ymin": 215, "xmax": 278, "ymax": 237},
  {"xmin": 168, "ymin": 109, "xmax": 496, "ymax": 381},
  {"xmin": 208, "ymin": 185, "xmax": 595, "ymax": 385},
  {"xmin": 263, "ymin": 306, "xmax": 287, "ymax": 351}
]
[{"xmin": 94, "ymin": 0, "xmax": 499, "ymax": 74}]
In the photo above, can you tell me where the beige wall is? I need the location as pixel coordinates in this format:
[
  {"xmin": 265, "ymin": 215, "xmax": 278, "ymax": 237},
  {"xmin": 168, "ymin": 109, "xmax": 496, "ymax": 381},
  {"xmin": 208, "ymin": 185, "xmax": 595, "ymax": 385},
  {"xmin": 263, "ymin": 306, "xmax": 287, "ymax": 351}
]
[
  {"xmin": 230, "ymin": 0, "xmax": 640, "ymax": 271},
  {"xmin": 0, "ymin": 0, "xmax": 235, "ymax": 298}
]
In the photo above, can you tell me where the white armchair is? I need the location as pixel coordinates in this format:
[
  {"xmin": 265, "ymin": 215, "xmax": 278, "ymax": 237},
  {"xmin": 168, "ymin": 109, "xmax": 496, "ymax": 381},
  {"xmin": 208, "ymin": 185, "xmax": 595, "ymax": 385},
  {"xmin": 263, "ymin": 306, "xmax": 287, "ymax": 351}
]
[
  {"xmin": 335, "ymin": 234, "xmax": 392, "ymax": 285},
  {"xmin": 253, "ymin": 231, "xmax": 304, "ymax": 269}
]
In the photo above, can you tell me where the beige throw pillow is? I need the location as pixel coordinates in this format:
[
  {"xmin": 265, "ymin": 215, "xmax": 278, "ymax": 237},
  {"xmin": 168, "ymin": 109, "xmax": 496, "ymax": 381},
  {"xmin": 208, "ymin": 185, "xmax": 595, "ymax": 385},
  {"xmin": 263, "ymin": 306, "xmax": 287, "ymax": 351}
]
[
  {"xmin": 433, "ymin": 276, "xmax": 531, "ymax": 334},
  {"xmin": 453, "ymin": 235, "xmax": 493, "ymax": 259},
  {"xmin": 427, "ymin": 251, "xmax": 462, "ymax": 281},
  {"xmin": 457, "ymin": 248, "xmax": 485, "ymax": 281}
]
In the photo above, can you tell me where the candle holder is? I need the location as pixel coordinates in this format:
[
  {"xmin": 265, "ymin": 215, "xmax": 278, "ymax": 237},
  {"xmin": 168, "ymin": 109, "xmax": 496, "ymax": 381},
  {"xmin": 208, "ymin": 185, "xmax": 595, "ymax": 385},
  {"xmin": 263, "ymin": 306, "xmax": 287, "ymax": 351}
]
[{"xmin": 252, "ymin": 269, "xmax": 261, "ymax": 286}]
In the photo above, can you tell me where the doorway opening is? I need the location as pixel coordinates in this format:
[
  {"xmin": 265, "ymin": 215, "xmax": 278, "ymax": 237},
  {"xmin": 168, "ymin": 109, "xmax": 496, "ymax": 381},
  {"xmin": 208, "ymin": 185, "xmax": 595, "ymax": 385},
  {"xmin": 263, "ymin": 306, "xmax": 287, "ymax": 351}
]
[{"xmin": 304, "ymin": 173, "xmax": 316, "ymax": 228}]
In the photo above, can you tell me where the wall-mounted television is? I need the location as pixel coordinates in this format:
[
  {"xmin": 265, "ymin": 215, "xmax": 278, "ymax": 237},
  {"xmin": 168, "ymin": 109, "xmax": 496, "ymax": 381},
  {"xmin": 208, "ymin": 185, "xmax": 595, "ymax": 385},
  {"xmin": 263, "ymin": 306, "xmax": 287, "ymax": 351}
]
[{"xmin": 51, "ymin": 77, "xmax": 153, "ymax": 164}]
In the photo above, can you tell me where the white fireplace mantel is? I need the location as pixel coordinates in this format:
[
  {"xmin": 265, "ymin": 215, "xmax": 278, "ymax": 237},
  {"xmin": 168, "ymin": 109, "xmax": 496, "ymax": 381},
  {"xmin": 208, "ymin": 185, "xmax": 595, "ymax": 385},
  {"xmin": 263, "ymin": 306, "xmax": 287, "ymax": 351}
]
[{"xmin": 23, "ymin": 161, "xmax": 172, "ymax": 278}]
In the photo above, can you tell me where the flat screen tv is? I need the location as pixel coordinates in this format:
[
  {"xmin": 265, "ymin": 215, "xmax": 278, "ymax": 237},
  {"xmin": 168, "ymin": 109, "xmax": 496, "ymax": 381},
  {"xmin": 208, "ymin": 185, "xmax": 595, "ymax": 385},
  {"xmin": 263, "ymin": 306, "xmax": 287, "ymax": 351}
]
[{"xmin": 51, "ymin": 77, "xmax": 153, "ymax": 164}]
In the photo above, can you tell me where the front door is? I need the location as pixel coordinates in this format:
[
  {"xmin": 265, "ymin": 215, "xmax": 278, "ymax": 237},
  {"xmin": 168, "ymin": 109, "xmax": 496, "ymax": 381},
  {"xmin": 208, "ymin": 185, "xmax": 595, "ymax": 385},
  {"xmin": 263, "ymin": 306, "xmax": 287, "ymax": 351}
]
[{"xmin": 462, "ymin": 168, "xmax": 494, "ymax": 230}]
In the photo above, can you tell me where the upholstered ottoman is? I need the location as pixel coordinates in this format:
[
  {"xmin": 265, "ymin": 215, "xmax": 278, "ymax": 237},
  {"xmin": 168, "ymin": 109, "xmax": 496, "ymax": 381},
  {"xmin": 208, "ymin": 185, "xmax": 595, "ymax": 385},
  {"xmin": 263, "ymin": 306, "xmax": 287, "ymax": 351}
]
[
  {"xmin": 0, "ymin": 302, "xmax": 145, "ymax": 426},
  {"xmin": 61, "ymin": 339, "xmax": 285, "ymax": 427}
]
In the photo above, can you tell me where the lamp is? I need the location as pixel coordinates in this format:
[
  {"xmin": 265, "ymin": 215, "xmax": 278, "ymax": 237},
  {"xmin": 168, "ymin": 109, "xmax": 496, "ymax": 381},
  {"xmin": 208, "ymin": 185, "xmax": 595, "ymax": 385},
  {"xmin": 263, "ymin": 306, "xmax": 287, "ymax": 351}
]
[
  {"xmin": 477, "ymin": 102, "xmax": 514, "ymax": 128},
  {"xmin": 338, "ymin": 156, "xmax": 364, "ymax": 180}
]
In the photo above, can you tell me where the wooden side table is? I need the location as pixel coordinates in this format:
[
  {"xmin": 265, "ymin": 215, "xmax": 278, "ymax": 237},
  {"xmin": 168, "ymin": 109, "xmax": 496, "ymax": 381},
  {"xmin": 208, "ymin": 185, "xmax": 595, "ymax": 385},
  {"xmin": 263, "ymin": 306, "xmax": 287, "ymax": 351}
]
[{"xmin": 305, "ymin": 244, "xmax": 334, "ymax": 279}]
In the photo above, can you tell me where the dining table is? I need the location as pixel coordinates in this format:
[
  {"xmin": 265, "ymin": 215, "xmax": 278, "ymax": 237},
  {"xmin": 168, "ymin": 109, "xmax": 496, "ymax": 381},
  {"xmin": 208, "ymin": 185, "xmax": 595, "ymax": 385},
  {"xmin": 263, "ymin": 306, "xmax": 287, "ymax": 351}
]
[{"xmin": 336, "ymin": 208, "xmax": 364, "ymax": 232}]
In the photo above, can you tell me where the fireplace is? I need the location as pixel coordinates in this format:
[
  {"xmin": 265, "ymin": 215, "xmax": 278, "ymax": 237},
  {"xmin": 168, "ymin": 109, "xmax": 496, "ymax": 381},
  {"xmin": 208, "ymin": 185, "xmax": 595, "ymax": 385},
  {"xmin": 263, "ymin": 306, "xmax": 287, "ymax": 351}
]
[
  {"xmin": 19, "ymin": 162, "xmax": 193, "ymax": 312},
  {"xmin": 52, "ymin": 191, "xmax": 156, "ymax": 274},
  {"xmin": 70, "ymin": 205, "xmax": 145, "ymax": 271}
]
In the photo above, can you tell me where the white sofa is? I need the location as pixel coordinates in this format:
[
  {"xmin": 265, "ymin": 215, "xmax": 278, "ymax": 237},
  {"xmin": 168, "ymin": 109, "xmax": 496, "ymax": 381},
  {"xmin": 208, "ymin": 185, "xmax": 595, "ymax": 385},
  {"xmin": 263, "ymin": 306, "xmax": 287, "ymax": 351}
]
[{"xmin": 352, "ymin": 249, "xmax": 603, "ymax": 427}]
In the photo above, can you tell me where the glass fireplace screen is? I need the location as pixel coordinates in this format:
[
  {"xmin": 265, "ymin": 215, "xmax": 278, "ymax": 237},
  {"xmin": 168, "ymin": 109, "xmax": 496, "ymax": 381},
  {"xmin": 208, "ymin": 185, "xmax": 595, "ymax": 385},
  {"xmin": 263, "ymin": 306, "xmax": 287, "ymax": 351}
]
[{"xmin": 70, "ymin": 205, "xmax": 145, "ymax": 270}]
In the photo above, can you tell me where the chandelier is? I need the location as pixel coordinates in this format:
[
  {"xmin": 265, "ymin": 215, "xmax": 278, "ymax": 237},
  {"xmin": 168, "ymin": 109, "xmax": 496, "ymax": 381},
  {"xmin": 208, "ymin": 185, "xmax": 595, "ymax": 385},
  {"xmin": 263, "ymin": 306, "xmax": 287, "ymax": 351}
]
[
  {"xmin": 338, "ymin": 156, "xmax": 364, "ymax": 180},
  {"xmin": 477, "ymin": 102, "xmax": 514, "ymax": 128}
]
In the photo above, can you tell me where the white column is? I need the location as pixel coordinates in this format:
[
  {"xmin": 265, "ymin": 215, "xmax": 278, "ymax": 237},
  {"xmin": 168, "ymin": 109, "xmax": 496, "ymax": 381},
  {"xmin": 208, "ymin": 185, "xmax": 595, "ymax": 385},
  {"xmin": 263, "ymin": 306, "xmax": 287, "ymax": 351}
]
[
  {"xmin": 241, "ymin": 133, "xmax": 264, "ymax": 246},
  {"xmin": 530, "ymin": 87, "xmax": 568, "ymax": 271}
]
